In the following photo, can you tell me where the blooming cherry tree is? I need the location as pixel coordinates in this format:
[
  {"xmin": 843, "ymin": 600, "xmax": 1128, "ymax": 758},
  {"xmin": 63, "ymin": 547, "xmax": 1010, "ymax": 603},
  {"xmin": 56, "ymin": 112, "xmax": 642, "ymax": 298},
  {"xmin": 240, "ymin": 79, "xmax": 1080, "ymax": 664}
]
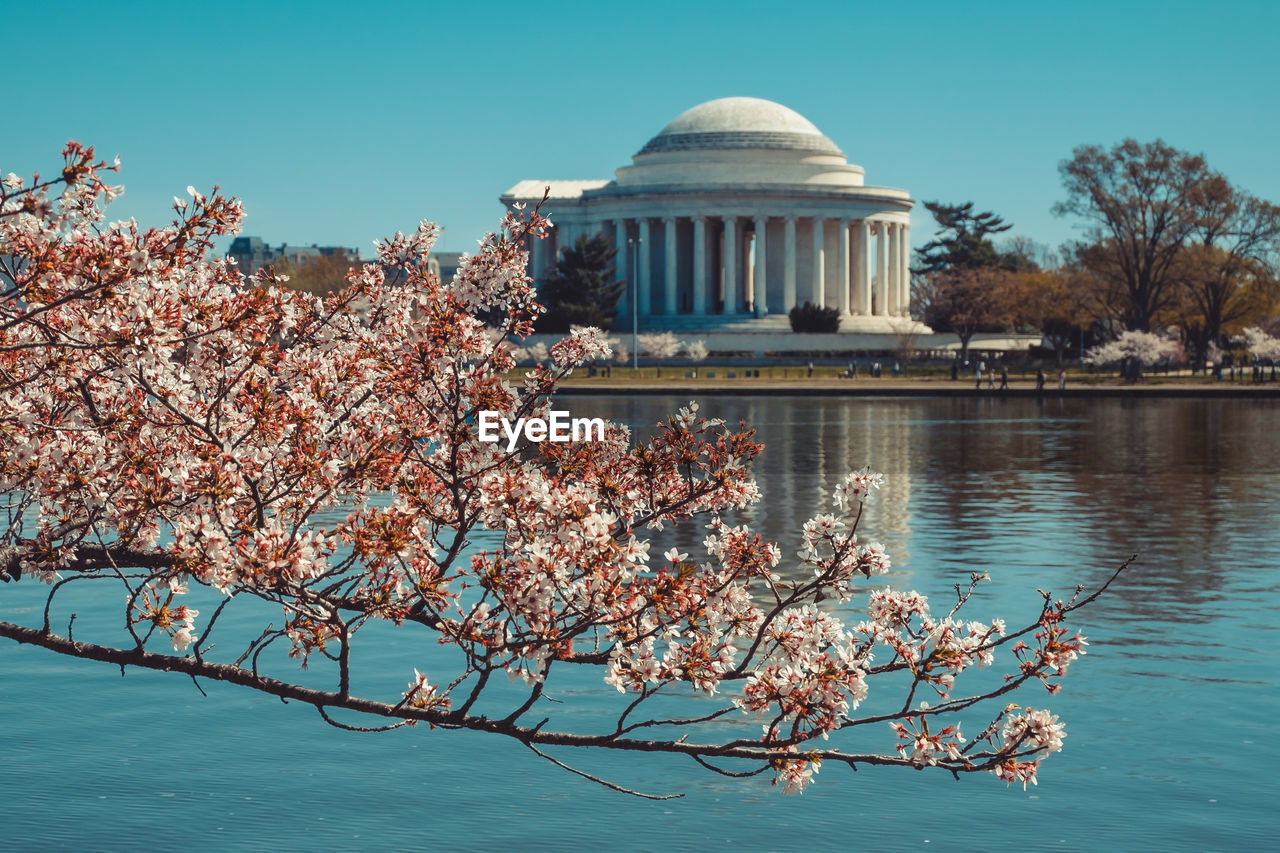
[
  {"xmin": 682, "ymin": 339, "xmax": 710, "ymax": 362},
  {"xmin": 1242, "ymin": 326, "xmax": 1280, "ymax": 362},
  {"xmin": 637, "ymin": 330, "xmax": 681, "ymax": 360},
  {"xmin": 510, "ymin": 340, "xmax": 549, "ymax": 364},
  {"xmin": 1085, "ymin": 330, "xmax": 1178, "ymax": 369},
  {"xmin": 0, "ymin": 145, "xmax": 1122, "ymax": 797}
]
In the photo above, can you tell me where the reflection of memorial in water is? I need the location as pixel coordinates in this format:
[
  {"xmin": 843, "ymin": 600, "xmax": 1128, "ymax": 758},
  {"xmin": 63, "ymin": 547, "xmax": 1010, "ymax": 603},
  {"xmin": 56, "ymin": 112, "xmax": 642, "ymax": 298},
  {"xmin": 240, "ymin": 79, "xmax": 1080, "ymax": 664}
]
[
  {"xmin": 596, "ymin": 397, "xmax": 916, "ymax": 577},
  {"xmin": 746, "ymin": 398, "xmax": 914, "ymax": 573}
]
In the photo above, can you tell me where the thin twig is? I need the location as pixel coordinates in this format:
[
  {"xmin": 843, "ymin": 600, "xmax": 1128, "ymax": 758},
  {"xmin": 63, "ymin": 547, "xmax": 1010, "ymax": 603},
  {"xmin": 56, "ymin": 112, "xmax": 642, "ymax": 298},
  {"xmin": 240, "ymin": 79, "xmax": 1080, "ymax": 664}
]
[{"xmin": 522, "ymin": 741, "xmax": 683, "ymax": 800}]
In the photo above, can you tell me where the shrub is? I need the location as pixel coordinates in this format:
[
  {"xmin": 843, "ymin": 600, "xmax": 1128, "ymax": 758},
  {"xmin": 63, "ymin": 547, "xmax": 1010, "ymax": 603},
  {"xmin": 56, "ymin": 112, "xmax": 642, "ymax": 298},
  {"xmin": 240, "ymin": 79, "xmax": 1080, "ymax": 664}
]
[{"xmin": 789, "ymin": 301, "xmax": 841, "ymax": 333}]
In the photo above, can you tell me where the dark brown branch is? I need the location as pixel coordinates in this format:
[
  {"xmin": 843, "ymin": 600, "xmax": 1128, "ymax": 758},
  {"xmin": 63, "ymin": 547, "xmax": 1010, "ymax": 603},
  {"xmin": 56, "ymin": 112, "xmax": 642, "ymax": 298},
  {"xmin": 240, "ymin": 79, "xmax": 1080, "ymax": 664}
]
[
  {"xmin": 317, "ymin": 706, "xmax": 409, "ymax": 733},
  {"xmin": 690, "ymin": 754, "xmax": 768, "ymax": 778}
]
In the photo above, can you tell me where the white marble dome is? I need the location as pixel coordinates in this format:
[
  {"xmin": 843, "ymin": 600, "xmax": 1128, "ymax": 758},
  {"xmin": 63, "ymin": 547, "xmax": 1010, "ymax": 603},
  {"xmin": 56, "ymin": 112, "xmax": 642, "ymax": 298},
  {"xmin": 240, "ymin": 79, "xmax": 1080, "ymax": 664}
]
[
  {"xmin": 618, "ymin": 97, "xmax": 862, "ymax": 189},
  {"xmin": 639, "ymin": 97, "xmax": 843, "ymax": 156}
]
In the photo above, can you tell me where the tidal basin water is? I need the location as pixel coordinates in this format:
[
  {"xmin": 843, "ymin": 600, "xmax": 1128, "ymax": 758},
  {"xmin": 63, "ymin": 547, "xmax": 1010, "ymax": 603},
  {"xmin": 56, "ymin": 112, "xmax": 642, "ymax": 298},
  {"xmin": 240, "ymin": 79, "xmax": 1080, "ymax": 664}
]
[{"xmin": 2, "ymin": 395, "xmax": 1277, "ymax": 851}]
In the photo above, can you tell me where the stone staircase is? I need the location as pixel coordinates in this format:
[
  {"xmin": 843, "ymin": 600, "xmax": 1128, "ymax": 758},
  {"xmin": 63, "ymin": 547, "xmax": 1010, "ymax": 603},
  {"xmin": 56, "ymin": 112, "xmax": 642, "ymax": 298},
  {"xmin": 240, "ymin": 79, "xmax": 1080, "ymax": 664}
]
[{"xmin": 625, "ymin": 314, "xmax": 794, "ymax": 333}]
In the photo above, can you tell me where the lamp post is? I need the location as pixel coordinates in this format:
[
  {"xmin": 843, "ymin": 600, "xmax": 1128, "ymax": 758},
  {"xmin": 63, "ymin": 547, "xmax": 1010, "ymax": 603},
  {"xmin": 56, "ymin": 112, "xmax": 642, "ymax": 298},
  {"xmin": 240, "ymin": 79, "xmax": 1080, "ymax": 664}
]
[{"xmin": 629, "ymin": 235, "xmax": 641, "ymax": 372}]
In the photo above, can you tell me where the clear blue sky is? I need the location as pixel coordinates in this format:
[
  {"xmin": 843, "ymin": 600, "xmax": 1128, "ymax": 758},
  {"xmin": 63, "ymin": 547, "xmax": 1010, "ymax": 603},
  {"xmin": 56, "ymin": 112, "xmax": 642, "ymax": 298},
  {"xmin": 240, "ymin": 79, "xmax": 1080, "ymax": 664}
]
[{"xmin": 6, "ymin": 0, "xmax": 1278, "ymax": 259}]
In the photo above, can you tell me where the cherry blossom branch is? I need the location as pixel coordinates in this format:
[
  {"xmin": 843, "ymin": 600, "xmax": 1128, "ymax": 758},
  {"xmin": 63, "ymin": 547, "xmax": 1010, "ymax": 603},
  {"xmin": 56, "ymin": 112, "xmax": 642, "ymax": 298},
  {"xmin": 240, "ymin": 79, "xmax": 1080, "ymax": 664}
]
[{"xmin": 0, "ymin": 620, "xmax": 1027, "ymax": 771}]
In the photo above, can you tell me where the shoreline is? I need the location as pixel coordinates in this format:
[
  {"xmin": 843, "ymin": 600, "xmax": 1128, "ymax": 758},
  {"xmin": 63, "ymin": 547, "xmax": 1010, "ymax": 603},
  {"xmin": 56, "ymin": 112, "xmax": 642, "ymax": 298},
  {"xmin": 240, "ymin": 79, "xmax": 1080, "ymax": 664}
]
[{"xmin": 551, "ymin": 377, "xmax": 1280, "ymax": 398}]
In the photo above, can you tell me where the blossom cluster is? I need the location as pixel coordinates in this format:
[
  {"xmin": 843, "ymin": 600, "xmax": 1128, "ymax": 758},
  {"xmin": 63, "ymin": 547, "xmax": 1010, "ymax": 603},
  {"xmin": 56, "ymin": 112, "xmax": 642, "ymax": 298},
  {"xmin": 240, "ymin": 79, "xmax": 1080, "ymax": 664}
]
[
  {"xmin": 130, "ymin": 578, "xmax": 200, "ymax": 651},
  {"xmin": 988, "ymin": 707, "xmax": 1068, "ymax": 789},
  {"xmin": 890, "ymin": 715, "xmax": 966, "ymax": 767}
]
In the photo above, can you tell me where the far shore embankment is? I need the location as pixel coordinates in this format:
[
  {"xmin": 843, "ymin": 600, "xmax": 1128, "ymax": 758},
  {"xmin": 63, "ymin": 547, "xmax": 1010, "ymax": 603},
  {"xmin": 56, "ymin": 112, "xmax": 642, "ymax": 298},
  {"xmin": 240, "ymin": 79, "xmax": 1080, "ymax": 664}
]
[{"xmin": 548, "ymin": 371, "xmax": 1280, "ymax": 399}]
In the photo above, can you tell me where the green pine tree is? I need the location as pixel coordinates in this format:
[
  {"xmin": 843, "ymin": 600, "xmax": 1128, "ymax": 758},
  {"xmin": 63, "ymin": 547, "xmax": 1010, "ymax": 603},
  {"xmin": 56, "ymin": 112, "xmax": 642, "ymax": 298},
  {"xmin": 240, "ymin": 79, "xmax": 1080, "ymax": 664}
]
[
  {"xmin": 915, "ymin": 201, "xmax": 1027, "ymax": 273},
  {"xmin": 535, "ymin": 233, "xmax": 625, "ymax": 333}
]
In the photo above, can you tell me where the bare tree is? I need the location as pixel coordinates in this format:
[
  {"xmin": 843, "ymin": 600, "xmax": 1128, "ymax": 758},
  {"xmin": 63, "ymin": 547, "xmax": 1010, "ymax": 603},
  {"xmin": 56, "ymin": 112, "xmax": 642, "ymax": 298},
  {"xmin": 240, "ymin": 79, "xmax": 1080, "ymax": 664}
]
[
  {"xmin": 1176, "ymin": 190, "xmax": 1280, "ymax": 359},
  {"xmin": 1054, "ymin": 139, "xmax": 1223, "ymax": 332}
]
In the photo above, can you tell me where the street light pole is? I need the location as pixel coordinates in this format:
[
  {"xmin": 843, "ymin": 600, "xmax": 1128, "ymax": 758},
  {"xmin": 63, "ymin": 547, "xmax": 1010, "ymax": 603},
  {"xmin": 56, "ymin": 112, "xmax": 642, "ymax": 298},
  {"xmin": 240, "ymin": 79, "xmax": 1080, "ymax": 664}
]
[{"xmin": 629, "ymin": 235, "xmax": 641, "ymax": 372}]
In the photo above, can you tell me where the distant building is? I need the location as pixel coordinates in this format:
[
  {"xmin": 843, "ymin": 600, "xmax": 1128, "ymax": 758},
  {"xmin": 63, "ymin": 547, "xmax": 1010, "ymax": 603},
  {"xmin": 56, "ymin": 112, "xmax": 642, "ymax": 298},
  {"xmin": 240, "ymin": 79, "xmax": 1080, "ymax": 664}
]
[
  {"xmin": 227, "ymin": 237, "xmax": 361, "ymax": 275},
  {"xmin": 428, "ymin": 252, "xmax": 463, "ymax": 284},
  {"xmin": 228, "ymin": 238, "xmax": 463, "ymax": 287}
]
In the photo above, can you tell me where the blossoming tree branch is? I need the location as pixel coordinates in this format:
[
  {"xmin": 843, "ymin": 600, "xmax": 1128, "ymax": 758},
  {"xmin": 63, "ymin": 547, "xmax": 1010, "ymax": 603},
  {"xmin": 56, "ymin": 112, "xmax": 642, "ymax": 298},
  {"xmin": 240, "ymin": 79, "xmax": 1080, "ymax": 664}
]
[{"xmin": 0, "ymin": 144, "xmax": 1121, "ymax": 797}]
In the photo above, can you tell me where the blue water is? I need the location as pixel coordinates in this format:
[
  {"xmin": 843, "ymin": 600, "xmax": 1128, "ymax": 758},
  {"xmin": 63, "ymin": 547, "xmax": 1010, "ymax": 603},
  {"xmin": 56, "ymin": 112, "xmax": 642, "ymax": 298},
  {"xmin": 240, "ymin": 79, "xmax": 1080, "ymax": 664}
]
[{"xmin": 2, "ymin": 396, "xmax": 1277, "ymax": 850}]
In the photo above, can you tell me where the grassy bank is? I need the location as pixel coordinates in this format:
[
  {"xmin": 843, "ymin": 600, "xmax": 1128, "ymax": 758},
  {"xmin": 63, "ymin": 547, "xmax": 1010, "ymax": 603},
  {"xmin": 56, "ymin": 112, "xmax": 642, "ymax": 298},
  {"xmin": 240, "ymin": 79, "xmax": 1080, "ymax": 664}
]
[{"xmin": 499, "ymin": 363, "xmax": 1280, "ymax": 397}]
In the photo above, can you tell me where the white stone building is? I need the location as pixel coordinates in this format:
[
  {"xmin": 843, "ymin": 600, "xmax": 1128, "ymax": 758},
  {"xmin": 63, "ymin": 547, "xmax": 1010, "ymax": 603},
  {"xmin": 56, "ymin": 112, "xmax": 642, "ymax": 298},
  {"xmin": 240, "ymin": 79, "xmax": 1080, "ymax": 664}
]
[{"xmin": 501, "ymin": 96, "xmax": 918, "ymax": 333}]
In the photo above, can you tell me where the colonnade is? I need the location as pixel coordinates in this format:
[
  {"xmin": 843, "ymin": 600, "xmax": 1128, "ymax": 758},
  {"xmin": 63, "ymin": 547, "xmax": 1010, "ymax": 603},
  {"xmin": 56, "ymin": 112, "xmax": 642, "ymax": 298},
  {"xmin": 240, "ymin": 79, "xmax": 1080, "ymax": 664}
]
[{"xmin": 537, "ymin": 214, "xmax": 911, "ymax": 320}]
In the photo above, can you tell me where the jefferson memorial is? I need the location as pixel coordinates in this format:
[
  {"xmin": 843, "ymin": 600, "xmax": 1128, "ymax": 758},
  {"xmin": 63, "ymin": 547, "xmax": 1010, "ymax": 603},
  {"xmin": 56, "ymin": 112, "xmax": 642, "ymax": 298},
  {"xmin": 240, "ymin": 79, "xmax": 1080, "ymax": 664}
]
[{"xmin": 502, "ymin": 97, "xmax": 919, "ymax": 334}]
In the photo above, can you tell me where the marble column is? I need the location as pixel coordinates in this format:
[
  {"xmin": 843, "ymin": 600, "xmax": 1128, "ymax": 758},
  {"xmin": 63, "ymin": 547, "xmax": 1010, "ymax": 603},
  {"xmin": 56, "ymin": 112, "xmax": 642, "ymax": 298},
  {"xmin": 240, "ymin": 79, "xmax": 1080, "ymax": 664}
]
[
  {"xmin": 783, "ymin": 216, "xmax": 797, "ymax": 313},
  {"xmin": 663, "ymin": 216, "xmax": 678, "ymax": 315},
  {"xmin": 638, "ymin": 218, "xmax": 651, "ymax": 316},
  {"xmin": 534, "ymin": 232, "xmax": 548, "ymax": 281},
  {"xmin": 811, "ymin": 216, "xmax": 825, "ymax": 308},
  {"xmin": 837, "ymin": 219, "xmax": 851, "ymax": 316},
  {"xmin": 723, "ymin": 217, "xmax": 737, "ymax": 315},
  {"xmin": 856, "ymin": 219, "xmax": 872, "ymax": 315},
  {"xmin": 692, "ymin": 216, "xmax": 707, "ymax": 316},
  {"xmin": 753, "ymin": 216, "xmax": 768, "ymax": 316},
  {"xmin": 899, "ymin": 223, "xmax": 911, "ymax": 317},
  {"xmin": 615, "ymin": 219, "xmax": 628, "ymax": 315},
  {"xmin": 874, "ymin": 222, "xmax": 887, "ymax": 316},
  {"xmin": 562, "ymin": 222, "xmax": 580, "ymax": 255},
  {"xmin": 544, "ymin": 226, "xmax": 558, "ymax": 280},
  {"xmin": 888, "ymin": 222, "xmax": 901, "ymax": 316}
]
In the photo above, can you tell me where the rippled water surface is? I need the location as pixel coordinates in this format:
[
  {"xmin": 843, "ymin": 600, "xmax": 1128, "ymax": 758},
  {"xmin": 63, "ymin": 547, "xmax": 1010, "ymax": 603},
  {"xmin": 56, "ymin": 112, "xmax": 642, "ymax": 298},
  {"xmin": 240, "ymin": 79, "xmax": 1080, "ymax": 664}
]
[{"xmin": 3, "ymin": 396, "xmax": 1277, "ymax": 850}]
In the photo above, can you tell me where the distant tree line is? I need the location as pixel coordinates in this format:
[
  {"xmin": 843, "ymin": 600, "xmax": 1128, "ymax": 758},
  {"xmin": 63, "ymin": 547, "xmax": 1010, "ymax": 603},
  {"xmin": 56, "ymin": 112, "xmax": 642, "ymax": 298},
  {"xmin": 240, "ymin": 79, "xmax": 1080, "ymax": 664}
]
[{"xmin": 914, "ymin": 139, "xmax": 1280, "ymax": 366}]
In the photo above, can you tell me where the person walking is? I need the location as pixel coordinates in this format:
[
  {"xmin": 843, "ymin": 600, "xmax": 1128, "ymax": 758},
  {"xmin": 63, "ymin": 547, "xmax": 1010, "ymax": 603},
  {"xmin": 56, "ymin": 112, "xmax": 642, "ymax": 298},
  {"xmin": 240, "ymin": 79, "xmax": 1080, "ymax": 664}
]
[
  {"xmin": 1057, "ymin": 370, "xmax": 1066, "ymax": 391},
  {"xmin": 1036, "ymin": 368, "xmax": 1046, "ymax": 392},
  {"xmin": 987, "ymin": 369, "xmax": 996, "ymax": 390},
  {"xmin": 999, "ymin": 366, "xmax": 1009, "ymax": 391}
]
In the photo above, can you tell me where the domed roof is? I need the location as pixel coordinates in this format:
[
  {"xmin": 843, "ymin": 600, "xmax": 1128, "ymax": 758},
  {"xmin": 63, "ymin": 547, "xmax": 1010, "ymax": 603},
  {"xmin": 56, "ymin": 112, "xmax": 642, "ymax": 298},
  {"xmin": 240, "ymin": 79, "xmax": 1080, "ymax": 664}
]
[{"xmin": 639, "ymin": 97, "xmax": 843, "ymax": 156}]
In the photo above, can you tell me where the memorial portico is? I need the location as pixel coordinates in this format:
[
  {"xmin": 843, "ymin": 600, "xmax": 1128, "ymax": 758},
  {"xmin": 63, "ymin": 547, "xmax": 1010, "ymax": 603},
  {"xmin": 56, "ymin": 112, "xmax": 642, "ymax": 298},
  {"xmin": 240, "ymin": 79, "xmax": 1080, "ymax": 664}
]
[{"xmin": 501, "ymin": 97, "xmax": 919, "ymax": 333}]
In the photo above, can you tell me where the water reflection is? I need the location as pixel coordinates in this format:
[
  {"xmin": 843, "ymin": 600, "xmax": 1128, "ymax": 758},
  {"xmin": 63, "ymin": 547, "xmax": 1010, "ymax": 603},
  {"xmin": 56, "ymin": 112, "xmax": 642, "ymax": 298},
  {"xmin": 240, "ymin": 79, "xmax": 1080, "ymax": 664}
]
[
  {"xmin": 584, "ymin": 395, "xmax": 1280, "ymax": 615},
  {"xmin": 589, "ymin": 397, "xmax": 918, "ymax": 573}
]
